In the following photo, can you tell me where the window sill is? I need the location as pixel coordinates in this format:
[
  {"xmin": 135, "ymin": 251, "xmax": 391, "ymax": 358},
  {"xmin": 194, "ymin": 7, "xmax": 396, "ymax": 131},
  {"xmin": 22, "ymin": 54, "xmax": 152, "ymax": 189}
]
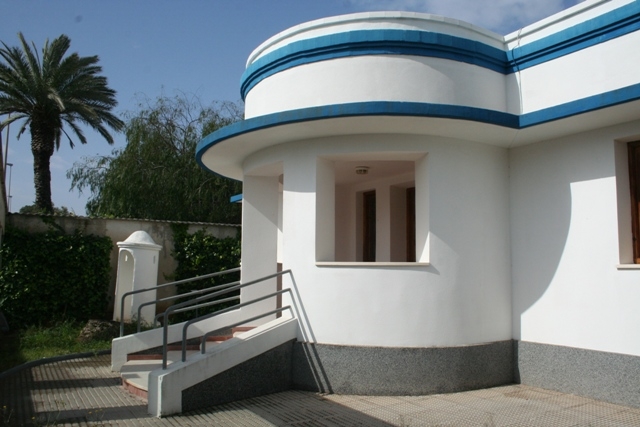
[
  {"xmin": 616, "ymin": 264, "xmax": 640, "ymax": 270},
  {"xmin": 316, "ymin": 261, "xmax": 430, "ymax": 267}
]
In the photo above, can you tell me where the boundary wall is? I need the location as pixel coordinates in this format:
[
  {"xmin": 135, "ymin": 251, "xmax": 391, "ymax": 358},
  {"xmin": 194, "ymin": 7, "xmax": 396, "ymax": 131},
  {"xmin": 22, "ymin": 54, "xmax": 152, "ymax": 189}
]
[{"xmin": 7, "ymin": 213, "xmax": 240, "ymax": 313}]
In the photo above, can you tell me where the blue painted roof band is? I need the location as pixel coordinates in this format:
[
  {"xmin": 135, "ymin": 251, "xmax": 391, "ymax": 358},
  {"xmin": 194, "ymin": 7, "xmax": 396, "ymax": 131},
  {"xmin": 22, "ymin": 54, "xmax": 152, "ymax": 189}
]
[
  {"xmin": 519, "ymin": 81, "xmax": 640, "ymax": 128},
  {"xmin": 241, "ymin": 2, "xmax": 640, "ymax": 100},
  {"xmin": 510, "ymin": 1, "xmax": 640, "ymax": 70},
  {"xmin": 195, "ymin": 101, "xmax": 520, "ymax": 169},
  {"xmin": 241, "ymin": 30, "xmax": 508, "ymax": 99},
  {"xmin": 197, "ymin": 81, "xmax": 640, "ymax": 171}
]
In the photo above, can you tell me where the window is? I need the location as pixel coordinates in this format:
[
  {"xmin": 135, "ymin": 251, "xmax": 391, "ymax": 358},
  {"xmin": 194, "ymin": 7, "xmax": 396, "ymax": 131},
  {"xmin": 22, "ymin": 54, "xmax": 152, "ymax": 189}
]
[{"xmin": 332, "ymin": 159, "xmax": 418, "ymax": 262}]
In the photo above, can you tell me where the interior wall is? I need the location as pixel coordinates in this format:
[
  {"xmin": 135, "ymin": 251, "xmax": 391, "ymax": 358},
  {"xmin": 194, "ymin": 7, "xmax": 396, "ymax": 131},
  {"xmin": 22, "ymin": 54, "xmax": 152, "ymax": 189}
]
[
  {"xmin": 389, "ymin": 185, "xmax": 408, "ymax": 262},
  {"xmin": 316, "ymin": 158, "xmax": 335, "ymax": 262},
  {"xmin": 334, "ymin": 169, "xmax": 414, "ymax": 262},
  {"xmin": 335, "ymin": 183, "xmax": 353, "ymax": 261}
]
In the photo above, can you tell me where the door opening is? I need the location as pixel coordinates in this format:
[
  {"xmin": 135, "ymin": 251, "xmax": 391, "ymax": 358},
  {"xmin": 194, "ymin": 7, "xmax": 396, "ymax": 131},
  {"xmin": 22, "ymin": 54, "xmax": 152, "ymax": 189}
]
[{"xmin": 363, "ymin": 190, "xmax": 376, "ymax": 262}]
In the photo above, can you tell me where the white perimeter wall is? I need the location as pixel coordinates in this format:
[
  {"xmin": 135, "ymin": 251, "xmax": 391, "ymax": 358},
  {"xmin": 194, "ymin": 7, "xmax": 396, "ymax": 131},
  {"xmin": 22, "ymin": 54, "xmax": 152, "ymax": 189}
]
[
  {"xmin": 242, "ymin": 134, "xmax": 511, "ymax": 347},
  {"xmin": 510, "ymin": 120, "xmax": 640, "ymax": 357}
]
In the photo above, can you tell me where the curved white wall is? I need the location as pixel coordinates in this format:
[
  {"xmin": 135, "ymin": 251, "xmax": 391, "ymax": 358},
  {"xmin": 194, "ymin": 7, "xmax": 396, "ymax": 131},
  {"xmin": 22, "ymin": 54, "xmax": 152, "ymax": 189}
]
[
  {"xmin": 245, "ymin": 55, "xmax": 509, "ymax": 118},
  {"xmin": 241, "ymin": 134, "xmax": 511, "ymax": 347},
  {"xmin": 243, "ymin": 12, "xmax": 510, "ymax": 119}
]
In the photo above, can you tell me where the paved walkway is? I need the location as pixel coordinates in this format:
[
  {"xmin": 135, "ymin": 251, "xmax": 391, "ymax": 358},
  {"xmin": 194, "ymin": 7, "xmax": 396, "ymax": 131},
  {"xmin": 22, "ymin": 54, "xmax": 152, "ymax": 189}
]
[{"xmin": 1, "ymin": 354, "xmax": 640, "ymax": 426}]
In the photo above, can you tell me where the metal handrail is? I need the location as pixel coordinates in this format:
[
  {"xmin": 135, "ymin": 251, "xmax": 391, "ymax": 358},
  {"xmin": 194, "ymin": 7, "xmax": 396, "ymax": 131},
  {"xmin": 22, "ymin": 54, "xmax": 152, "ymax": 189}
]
[
  {"xmin": 199, "ymin": 306, "xmax": 291, "ymax": 353},
  {"xmin": 179, "ymin": 289, "xmax": 292, "ymax": 362},
  {"xmin": 136, "ymin": 280, "xmax": 241, "ymax": 332},
  {"xmin": 181, "ymin": 306, "xmax": 291, "ymax": 362},
  {"xmin": 161, "ymin": 269, "xmax": 292, "ymax": 369},
  {"xmin": 118, "ymin": 267, "xmax": 240, "ymax": 336},
  {"xmin": 152, "ymin": 295, "xmax": 240, "ymax": 328}
]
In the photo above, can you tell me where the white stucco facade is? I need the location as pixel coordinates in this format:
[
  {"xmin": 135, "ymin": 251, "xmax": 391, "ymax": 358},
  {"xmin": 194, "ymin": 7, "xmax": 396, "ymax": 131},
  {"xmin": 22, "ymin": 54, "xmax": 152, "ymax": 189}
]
[
  {"xmin": 511, "ymin": 121, "xmax": 640, "ymax": 357},
  {"xmin": 197, "ymin": 0, "xmax": 640, "ymax": 365}
]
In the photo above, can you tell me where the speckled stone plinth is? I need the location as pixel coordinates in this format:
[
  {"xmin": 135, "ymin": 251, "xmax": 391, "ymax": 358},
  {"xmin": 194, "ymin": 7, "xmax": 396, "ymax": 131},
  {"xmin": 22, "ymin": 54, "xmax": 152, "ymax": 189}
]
[
  {"xmin": 515, "ymin": 340, "xmax": 640, "ymax": 409},
  {"xmin": 181, "ymin": 340, "xmax": 294, "ymax": 412},
  {"xmin": 292, "ymin": 340, "xmax": 514, "ymax": 395}
]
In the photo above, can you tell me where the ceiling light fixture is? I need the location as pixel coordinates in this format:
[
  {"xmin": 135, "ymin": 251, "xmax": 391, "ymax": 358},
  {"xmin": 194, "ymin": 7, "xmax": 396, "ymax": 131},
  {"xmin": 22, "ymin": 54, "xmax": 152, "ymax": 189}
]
[{"xmin": 355, "ymin": 166, "xmax": 370, "ymax": 175}]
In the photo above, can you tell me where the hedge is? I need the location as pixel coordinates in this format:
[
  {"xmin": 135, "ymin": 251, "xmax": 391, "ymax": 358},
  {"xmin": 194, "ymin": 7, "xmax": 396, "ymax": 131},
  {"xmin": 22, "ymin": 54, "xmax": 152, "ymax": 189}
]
[
  {"xmin": 0, "ymin": 227, "xmax": 112, "ymax": 328},
  {"xmin": 171, "ymin": 225, "xmax": 241, "ymax": 321}
]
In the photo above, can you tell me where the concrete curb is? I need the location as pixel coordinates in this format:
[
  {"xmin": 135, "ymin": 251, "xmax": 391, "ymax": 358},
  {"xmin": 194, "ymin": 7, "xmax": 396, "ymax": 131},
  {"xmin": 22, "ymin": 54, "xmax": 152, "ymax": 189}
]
[{"xmin": 0, "ymin": 349, "xmax": 111, "ymax": 380}]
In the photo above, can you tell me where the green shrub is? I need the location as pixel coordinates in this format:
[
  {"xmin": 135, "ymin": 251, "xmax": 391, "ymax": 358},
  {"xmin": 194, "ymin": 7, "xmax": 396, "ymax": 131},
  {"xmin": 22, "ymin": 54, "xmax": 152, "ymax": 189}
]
[
  {"xmin": 0, "ymin": 227, "xmax": 112, "ymax": 328},
  {"xmin": 171, "ymin": 225, "xmax": 241, "ymax": 321}
]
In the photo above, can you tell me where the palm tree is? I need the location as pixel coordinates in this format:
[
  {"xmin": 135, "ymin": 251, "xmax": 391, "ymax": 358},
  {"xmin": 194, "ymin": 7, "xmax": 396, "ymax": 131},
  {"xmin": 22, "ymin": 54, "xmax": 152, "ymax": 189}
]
[{"xmin": 0, "ymin": 32, "xmax": 124, "ymax": 213}]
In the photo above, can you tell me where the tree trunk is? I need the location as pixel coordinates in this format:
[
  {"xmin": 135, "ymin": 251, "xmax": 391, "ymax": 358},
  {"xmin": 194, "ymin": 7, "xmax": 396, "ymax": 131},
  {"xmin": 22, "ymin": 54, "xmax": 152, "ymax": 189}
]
[{"xmin": 30, "ymin": 122, "xmax": 55, "ymax": 214}]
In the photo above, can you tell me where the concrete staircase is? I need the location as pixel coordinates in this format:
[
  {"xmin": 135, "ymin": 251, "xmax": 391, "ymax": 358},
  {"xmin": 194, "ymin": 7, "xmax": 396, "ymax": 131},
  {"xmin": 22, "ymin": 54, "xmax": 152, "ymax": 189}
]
[
  {"xmin": 112, "ymin": 313, "xmax": 299, "ymax": 416},
  {"xmin": 119, "ymin": 326, "xmax": 252, "ymax": 399}
]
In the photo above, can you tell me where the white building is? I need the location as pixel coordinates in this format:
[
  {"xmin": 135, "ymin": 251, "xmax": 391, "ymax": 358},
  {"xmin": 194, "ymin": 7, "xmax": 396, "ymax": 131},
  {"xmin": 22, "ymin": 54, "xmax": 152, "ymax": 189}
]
[
  {"xmin": 114, "ymin": 0, "xmax": 640, "ymax": 415},
  {"xmin": 197, "ymin": 0, "xmax": 640, "ymax": 408}
]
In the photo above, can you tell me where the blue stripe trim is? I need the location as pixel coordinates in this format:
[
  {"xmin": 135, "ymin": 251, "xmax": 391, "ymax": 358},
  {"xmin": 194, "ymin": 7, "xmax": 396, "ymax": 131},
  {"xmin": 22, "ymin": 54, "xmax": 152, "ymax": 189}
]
[
  {"xmin": 519, "ymin": 82, "xmax": 640, "ymax": 127},
  {"xmin": 241, "ymin": 30, "xmax": 508, "ymax": 99},
  {"xmin": 230, "ymin": 194, "xmax": 243, "ymax": 203},
  {"xmin": 241, "ymin": 3, "xmax": 640, "ymax": 100},
  {"xmin": 196, "ymin": 101, "xmax": 519, "ymax": 166},
  {"xmin": 197, "ymin": 82, "xmax": 640, "ymax": 169},
  {"xmin": 510, "ymin": 1, "xmax": 640, "ymax": 70}
]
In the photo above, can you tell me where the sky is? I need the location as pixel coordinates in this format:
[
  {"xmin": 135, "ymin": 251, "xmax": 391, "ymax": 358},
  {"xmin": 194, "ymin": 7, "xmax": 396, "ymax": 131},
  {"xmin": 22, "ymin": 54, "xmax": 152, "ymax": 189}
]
[{"xmin": 0, "ymin": 0, "xmax": 583, "ymax": 215}]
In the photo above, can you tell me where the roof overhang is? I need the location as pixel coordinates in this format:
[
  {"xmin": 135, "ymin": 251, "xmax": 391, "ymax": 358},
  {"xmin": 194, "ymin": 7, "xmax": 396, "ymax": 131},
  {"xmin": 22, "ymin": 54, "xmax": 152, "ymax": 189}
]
[{"xmin": 196, "ymin": 97, "xmax": 640, "ymax": 181}]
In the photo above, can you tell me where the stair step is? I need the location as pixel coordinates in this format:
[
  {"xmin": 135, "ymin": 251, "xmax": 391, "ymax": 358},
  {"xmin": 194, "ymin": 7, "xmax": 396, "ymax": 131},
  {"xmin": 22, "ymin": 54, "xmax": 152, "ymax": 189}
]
[
  {"xmin": 120, "ymin": 327, "xmax": 258, "ymax": 400},
  {"xmin": 206, "ymin": 334, "xmax": 233, "ymax": 342},
  {"xmin": 121, "ymin": 351, "xmax": 199, "ymax": 400},
  {"xmin": 232, "ymin": 326, "xmax": 254, "ymax": 335}
]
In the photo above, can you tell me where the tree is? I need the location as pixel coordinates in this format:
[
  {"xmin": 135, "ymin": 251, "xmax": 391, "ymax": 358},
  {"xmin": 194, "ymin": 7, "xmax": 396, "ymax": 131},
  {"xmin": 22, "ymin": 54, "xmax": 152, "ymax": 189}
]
[
  {"xmin": 67, "ymin": 94, "xmax": 243, "ymax": 223},
  {"xmin": 0, "ymin": 33, "xmax": 124, "ymax": 213},
  {"xmin": 19, "ymin": 203, "xmax": 74, "ymax": 216}
]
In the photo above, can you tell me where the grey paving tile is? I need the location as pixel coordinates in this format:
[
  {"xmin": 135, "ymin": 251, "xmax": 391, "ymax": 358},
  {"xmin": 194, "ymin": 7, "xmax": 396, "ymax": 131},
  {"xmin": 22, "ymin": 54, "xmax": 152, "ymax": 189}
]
[
  {"xmin": 5, "ymin": 354, "xmax": 640, "ymax": 427},
  {"xmin": 405, "ymin": 396, "xmax": 464, "ymax": 414},
  {"xmin": 320, "ymin": 394, "xmax": 362, "ymax": 404},
  {"xmin": 538, "ymin": 393, "xmax": 603, "ymax": 409},
  {"xmin": 608, "ymin": 409, "xmax": 640, "ymax": 426},
  {"xmin": 566, "ymin": 401, "xmax": 630, "ymax": 419},
  {"xmin": 452, "ymin": 386, "xmax": 509, "ymax": 399},
  {"xmin": 346, "ymin": 405, "xmax": 406, "ymax": 425}
]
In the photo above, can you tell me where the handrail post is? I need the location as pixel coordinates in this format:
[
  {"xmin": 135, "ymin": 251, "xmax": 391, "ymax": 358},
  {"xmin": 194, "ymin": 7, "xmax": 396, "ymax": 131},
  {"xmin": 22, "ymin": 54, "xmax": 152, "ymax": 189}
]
[
  {"xmin": 180, "ymin": 288, "xmax": 292, "ymax": 362},
  {"xmin": 182, "ymin": 322, "xmax": 189, "ymax": 363},
  {"xmin": 153, "ymin": 269, "xmax": 293, "ymax": 369},
  {"xmin": 120, "ymin": 303, "xmax": 125, "ymax": 337},
  {"xmin": 162, "ymin": 310, "xmax": 170, "ymax": 370}
]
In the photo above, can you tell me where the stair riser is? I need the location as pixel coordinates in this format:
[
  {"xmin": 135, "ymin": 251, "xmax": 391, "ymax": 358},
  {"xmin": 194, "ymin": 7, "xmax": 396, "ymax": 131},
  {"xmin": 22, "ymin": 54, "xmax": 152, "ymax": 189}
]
[{"xmin": 122, "ymin": 379, "xmax": 148, "ymax": 401}]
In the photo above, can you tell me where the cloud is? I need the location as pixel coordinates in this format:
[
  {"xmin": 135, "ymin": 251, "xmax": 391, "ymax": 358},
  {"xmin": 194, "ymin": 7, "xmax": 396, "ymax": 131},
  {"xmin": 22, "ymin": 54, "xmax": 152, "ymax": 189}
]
[{"xmin": 345, "ymin": 0, "xmax": 585, "ymax": 34}]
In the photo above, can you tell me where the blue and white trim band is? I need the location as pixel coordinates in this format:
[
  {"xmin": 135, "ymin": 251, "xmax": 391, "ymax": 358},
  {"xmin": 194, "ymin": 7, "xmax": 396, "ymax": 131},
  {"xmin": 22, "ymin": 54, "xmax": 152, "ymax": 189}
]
[
  {"xmin": 197, "ymin": 80, "xmax": 640, "ymax": 167},
  {"xmin": 240, "ymin": 2, "xmax": 640, "ymax": 100}
]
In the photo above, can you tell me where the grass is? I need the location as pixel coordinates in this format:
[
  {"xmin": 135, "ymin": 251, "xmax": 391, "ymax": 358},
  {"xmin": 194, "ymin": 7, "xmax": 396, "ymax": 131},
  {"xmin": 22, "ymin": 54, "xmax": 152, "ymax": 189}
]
[{"xmin": 0, "ymin": 320, "xmax": 113, "ymax": 373}]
